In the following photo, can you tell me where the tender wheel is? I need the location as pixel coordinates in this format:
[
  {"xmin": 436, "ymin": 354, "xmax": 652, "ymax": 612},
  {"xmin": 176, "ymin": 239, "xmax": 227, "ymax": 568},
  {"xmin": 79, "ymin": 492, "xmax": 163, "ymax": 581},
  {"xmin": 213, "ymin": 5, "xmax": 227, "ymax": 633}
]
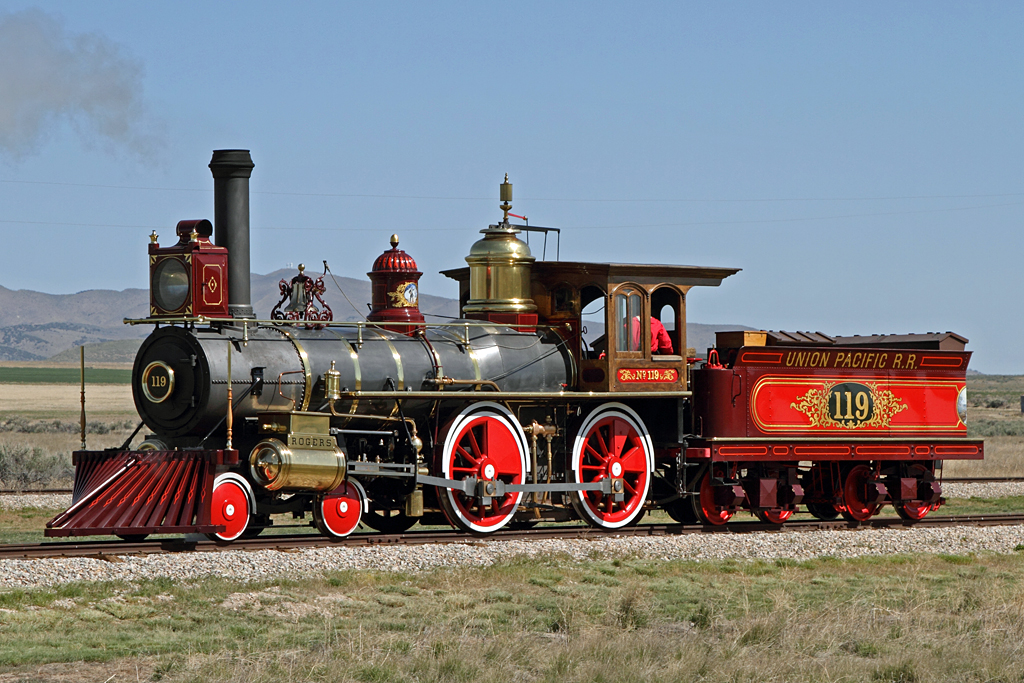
[
  {"xmin": 570, "ymin": 403, "xmax": 654, "ymax": 529},
  {"xmin": 692, "ymin": 466, "xmax": 733, "ymax": 526},
  {"xmin": 437, "ymin": 402, "xmax": 528, "ymax": 535},
  {"xmin": 806, "ymin": 502, "xmax": 841, "ymax": 520},
  {"xmin": 206, "ymin": 473, "xmax": 255, "ymax": 543},
  {"xmin": 894, "ymin": 500, "xmax": 935, "ymax": 521},
  {"xmin": 803, "ymin": 464, "xmax": 841, "ymax": 520},
  {"xmin": 664, "ymin": 497, "xmax": 698, "ymax": 524},
  {"xmin": 754, "ymin": 508, "xmax": 793, "ymax": 524},
  {"xmin": 361, "ymin": 508, "xmax": 418, "ymax": 534},
  {"xmin": 840, "ymin": 464, "xmax": 880, "ymax": 523},
  {"xmin": 314, "ymin": 480, "xmax": 366, "ymax": 538}
]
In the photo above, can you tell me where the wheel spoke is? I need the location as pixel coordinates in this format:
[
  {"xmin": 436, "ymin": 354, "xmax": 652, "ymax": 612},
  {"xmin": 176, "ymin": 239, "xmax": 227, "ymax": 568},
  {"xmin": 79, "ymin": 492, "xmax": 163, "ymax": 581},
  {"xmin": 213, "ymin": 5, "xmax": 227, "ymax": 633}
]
[
  {"xmin": 455, "ymin": 445, "xmax": 481, "ymax": 466},
  {"xmin": 585, "ymin": 442, "xmax": 609, "ymax": 463},
  {"xmin": 466, "ymin": 426, "xmax": 484, "ymax": 460}
]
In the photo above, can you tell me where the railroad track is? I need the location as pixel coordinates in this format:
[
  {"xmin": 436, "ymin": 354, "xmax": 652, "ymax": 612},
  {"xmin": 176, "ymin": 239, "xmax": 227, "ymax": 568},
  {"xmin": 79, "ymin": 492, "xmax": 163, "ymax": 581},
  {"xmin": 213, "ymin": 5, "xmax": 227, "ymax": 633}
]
[
  {"xmin": 5, "ymin": 512, "xmax": 1024, "ymax": 561},
  {"xmin": 0, "ymin": 489, "xmax": 73, "ymax": 496},
  {"xmin": 3, "ymin": 477, "xmax": 1022, "ymax": 496}
]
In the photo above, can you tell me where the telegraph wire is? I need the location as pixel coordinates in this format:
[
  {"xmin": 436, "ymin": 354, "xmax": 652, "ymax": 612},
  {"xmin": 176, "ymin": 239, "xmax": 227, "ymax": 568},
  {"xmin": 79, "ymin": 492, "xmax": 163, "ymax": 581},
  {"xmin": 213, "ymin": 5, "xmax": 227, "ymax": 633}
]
[
  {"xmin": 1, "ymin": 198, "xmax": 1022, "ymax": 233},
  {"xmin": 0, "ymin": 177, "xmax": 1022, "ymax": 204}
]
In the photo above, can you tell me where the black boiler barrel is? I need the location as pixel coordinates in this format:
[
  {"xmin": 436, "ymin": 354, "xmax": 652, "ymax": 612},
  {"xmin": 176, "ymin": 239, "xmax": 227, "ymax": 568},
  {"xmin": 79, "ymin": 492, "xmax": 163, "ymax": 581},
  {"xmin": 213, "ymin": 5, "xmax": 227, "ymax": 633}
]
[{"xmin": 132, "ymin": 323, "xmax": 573, "ymax": 440}]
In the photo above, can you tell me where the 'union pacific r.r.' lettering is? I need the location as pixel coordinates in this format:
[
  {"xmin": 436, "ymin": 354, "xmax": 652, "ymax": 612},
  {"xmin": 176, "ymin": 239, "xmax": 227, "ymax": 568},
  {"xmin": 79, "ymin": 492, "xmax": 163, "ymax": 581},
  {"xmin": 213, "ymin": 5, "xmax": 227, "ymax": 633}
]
[{"xmin": 785, "ymin": 351, "xmax": 832, "ymax": 368}]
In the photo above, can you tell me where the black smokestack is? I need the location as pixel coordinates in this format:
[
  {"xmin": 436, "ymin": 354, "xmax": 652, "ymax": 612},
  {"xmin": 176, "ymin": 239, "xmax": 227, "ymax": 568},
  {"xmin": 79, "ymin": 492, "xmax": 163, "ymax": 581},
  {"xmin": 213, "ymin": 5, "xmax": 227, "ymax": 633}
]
[{"xmin": 209, "ymin": 149, "xmax": 255, "ymax": 319}]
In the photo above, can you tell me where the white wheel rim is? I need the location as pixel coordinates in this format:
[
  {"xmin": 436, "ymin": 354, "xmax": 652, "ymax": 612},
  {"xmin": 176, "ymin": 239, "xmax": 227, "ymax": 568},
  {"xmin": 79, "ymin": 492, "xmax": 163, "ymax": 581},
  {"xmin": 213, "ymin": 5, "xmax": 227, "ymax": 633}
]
[
  {"xmin": 318, "ymin": 480, "xmax": 366, "ymax": 538},
  {"xmin": 211, "ymin": 473, "xmax": 255, "ymax": 541},
  {"xmin": 570, "ymin": 403, "xmax": 654, "ymax": 529},
  {"xmin": 441, "ymin": 402, "xmax": 529, "ymax": 533}
]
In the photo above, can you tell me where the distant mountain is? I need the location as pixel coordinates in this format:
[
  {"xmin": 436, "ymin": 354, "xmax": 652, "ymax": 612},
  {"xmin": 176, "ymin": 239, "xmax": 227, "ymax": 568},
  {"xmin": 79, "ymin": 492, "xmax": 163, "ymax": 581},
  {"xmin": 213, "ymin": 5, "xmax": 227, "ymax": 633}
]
[
  {"xmin": 0, "ymin": 270, "xmax": 460, "ymax": 362},
  {"xmin": 0, "ymin": 322, "xmax": 146, "ymax": 361},
  {"xmin": 0, "ymin": 272, "xmax": 756, "ymax": 364},
  {"xmin": 0, "ymin": 284, "xmax": 150, "ymax": 328}
]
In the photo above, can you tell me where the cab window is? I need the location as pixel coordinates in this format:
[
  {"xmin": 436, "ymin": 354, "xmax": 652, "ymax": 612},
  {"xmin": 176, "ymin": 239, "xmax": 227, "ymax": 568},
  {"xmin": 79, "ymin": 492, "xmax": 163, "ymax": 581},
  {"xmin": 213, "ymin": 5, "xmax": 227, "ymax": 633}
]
[
  {"xmin": 614, "ymin": 289, "xmax": 644, "ymax": 353},
  {"xmin": 651, "ymin": 286, "xmax": 683, "ymax": 357}
]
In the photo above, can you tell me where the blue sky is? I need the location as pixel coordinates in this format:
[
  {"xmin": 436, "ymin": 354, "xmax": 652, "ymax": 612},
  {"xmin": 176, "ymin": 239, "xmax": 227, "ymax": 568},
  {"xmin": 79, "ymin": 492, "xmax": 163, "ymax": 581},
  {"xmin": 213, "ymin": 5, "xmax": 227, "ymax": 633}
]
[{"xmin": 1, "ymin": 2, "xmax": 1022, "ymax": 372}]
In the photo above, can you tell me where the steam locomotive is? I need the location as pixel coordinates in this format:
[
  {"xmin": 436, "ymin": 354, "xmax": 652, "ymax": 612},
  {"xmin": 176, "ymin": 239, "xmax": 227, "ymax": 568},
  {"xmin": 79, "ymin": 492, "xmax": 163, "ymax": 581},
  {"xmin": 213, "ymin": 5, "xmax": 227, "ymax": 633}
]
[{"xmin": 47, "ymin": 150, "xmax": 982, "ymax": 542}]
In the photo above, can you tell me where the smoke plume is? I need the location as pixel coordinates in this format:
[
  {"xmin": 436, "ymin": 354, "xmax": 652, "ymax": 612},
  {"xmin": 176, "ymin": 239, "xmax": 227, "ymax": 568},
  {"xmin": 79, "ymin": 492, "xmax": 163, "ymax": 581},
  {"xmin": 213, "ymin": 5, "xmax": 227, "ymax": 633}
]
[{"xmin": 0, "ymin": 10, "xmax": 163, "ymax": 162}]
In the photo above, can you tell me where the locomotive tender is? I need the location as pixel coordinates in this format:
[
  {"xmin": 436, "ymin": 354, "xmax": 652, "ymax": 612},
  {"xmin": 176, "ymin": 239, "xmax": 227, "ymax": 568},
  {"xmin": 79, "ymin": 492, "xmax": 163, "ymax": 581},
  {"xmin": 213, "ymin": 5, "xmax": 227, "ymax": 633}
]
[{"xmin": 47, "ymin": 150, "xmax": 983, "ymax": 541}]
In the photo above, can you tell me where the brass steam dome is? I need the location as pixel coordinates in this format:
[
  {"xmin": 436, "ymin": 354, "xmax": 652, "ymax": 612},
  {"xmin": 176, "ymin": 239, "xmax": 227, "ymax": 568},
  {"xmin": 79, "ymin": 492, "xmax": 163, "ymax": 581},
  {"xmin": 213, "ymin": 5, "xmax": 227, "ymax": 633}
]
[{"xmin": 463, "ymin": 175, "xmax": 537, "ymax": 315}]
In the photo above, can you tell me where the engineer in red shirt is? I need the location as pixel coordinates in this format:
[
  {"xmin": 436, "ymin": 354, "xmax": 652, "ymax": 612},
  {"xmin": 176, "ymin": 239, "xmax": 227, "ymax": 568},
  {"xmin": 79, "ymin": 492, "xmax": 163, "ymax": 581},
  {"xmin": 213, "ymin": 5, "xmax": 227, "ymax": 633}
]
[{"xmin": 631, "ymin": 317, "xmax": 674, "ymax": 354}]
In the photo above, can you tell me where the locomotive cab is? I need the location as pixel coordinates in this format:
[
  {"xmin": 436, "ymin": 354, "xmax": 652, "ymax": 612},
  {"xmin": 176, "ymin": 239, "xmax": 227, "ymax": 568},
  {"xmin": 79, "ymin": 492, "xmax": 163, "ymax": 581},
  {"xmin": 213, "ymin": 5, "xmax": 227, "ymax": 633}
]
[{"xmin": 442, "ymin": 261, "xmax": 739, "ymax": 392}]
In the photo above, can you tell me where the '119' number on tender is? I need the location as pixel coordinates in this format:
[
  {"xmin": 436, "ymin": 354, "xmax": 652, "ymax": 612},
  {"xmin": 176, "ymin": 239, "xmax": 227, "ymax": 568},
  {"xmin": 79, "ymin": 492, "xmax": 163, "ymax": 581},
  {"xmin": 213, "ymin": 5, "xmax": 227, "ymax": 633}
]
[{"xmin": 828, "ymin": 382, "xmax": 874, "ymax": 426}]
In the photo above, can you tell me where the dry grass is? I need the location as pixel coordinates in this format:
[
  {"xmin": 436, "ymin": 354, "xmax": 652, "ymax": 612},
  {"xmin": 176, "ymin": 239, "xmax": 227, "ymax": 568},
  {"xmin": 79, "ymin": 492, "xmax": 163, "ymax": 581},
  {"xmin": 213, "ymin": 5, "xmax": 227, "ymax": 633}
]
[
  {"xmin": 1, "ymin": 553, "xmax": 1024, "ymax": 682},
  {"xmin": 0, "ymin": 383, "xmax": 136, "ymax": 420}
]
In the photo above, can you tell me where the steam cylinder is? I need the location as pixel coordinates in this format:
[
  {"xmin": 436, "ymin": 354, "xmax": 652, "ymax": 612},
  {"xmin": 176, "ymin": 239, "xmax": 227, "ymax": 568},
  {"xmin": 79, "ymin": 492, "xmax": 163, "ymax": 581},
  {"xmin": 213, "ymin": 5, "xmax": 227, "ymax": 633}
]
[{"xmin": 132, "ymin": 322, "xmax": 573, "ymax": 439}]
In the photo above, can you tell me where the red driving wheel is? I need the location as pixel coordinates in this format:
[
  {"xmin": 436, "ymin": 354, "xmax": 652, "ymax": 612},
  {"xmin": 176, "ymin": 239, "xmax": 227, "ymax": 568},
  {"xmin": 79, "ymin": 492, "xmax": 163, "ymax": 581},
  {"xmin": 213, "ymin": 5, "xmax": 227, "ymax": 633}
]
[
  {"xmin": 207, "ymin": 474, "xmax": 252, "ymax": 542},
  {"xmin": 571, "ymin": 404, "xmax": 653, "ymax": 529},
  {"xmin": 692, "ymin": 467, "xmax": 733, "ymax": 526},
  {"xmin": 438, "ymin": 404, "xmax": 527, "ymax": 534},
  {"xmin": 840, "ymin": 464, "xmax": 880, "ymax": 522},
  {"xmin": 315, "ymin": 480, "xmax": 366, "ymax": 538}
]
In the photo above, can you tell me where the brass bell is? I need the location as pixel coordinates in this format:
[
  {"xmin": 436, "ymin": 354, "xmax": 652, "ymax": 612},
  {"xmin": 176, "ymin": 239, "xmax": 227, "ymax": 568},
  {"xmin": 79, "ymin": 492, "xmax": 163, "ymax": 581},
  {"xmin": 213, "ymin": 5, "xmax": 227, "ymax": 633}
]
[{"xmin": 284, "ymin": 264, "xmax": 310, "ymax": 313}]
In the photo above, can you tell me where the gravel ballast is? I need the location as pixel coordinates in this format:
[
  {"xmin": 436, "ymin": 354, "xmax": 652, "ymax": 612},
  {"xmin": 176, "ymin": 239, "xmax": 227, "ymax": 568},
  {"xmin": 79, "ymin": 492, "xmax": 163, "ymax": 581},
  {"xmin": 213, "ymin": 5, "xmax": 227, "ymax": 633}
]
[
  {"xmin": 3, "ymin": 524, "xmax": 1024, "ymax": 590},
  {"xmin": 3, "ymin": 483, "xmax": 1024, "ymax": 590}
]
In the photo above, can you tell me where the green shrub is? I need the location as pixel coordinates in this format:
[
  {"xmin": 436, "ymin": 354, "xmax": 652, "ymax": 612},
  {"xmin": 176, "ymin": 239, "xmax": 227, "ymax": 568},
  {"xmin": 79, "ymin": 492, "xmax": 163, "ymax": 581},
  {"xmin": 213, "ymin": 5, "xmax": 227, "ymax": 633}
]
[
  {"xmin": 967, "ymin": 420, "xmax": 1024, "ymax": 437},
  {"xmin": 0, "ymin": 444, "xmax": 73, "ymax": 488}
]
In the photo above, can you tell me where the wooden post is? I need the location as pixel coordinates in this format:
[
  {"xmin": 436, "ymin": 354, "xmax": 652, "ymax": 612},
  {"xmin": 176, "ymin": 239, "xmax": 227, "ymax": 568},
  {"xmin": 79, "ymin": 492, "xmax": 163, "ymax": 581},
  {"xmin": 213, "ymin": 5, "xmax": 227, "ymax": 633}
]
[{"xmin": 79, "ymin": 346, "xmax": 86, "ymax": 450}]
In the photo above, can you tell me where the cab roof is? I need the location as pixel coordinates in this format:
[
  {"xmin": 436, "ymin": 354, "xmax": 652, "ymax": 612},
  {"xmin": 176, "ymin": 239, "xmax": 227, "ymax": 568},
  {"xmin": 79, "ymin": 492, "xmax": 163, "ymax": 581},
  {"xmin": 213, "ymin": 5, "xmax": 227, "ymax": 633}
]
[{"xmin": 442, "ymin": 261, "xmax": 741, "ymax": 289}]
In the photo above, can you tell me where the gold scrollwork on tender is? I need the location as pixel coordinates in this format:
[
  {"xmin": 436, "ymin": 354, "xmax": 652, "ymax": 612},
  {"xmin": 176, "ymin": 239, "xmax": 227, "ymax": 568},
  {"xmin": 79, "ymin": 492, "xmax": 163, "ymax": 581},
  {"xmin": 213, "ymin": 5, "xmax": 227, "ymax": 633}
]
[{"xmin": 790, "ymin": 381, "xmax": 907, "ymax": 429}]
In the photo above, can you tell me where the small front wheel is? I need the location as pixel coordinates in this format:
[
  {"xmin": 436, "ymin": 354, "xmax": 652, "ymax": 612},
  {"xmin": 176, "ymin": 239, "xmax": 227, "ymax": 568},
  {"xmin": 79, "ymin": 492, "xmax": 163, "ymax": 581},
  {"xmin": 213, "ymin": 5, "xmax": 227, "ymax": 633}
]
[
  {"xmin": 315, "ymin": 480, "xmax": 367, "ymax": 539},
  {"xmin": 205, "ymin": 473, "xmax": 255, "ymax": 543}
]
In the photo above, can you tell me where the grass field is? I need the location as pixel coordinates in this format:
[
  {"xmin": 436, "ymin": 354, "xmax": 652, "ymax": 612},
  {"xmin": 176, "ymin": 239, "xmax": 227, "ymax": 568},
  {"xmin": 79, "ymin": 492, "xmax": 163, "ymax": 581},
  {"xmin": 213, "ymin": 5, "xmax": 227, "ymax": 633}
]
[
  {"xmin": 1, "ymin": 553, "xmax": 1024, "ymax": 681},
  {"xmin": 0, "ymin": 367, "xmax": 132, "ymax": 384}
]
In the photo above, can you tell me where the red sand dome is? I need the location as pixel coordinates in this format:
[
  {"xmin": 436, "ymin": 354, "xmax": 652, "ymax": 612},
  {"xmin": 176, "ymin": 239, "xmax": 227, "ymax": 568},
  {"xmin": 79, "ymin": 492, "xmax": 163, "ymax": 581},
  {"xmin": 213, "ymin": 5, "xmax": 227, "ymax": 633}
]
[
  {"xmin": 367, "ymin": 234, "xmax": 425, "ymax": 334},
  {"xmin": 372, "ymin": 235, "xmax": 419, "ymax": 273}
]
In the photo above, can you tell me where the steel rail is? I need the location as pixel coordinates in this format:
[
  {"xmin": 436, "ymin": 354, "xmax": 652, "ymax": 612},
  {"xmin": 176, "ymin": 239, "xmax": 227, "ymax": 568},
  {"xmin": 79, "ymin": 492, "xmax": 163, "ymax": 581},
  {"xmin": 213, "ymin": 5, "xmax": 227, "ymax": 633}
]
[
  {"xmin": 5, "ymin": 513, "xmax": 1024, "ymax": 560},
  {"xmin": 0, "ymin": 489, "xmax": 73, "ymax": 497},
  {"xmin": 4, "ymin": 477, "xmax": 1024, "ymax": 496}
]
